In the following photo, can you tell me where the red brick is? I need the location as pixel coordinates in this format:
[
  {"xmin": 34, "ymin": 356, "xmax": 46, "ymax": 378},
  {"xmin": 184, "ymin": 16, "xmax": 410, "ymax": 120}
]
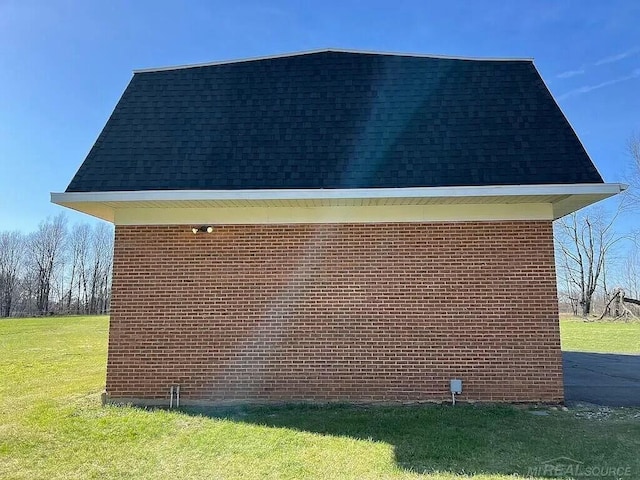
[{"xmin": 106, "ymin": 221, "xmax": 563, "ymax": 404}]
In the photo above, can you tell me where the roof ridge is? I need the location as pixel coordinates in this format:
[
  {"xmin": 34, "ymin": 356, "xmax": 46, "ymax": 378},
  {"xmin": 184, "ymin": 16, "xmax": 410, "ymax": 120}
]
[{"xmin": 132, "ymin": 48, "xmax": 534, "ymax": 74}]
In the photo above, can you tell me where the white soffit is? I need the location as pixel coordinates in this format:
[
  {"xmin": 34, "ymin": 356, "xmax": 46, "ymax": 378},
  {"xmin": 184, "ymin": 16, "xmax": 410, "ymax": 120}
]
[{"xmin": 51, "ymin": 183, "xmax": 626, "ymax": 224}]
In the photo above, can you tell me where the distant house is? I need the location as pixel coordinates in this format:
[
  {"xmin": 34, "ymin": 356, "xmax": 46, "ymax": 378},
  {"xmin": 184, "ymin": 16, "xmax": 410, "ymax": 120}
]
[{"xmin": 52, "ymin": 49, "xmax": 623, "ymax": 406}]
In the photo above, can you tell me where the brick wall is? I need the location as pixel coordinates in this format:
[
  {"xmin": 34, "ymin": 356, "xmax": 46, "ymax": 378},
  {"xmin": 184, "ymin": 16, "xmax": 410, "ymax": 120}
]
[{"xmin": 106, "ymin": 221, "xmax": 563, "ymax": 405}]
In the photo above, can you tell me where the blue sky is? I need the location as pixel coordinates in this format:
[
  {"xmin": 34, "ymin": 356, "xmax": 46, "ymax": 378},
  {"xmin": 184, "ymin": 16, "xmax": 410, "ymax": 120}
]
[{"xmin": 1, "ymin": 0, "xmax": 639, "ymax": 232}]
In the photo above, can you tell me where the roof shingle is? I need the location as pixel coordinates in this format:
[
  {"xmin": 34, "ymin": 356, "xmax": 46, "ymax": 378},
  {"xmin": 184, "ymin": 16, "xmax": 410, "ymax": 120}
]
[{"xmin": 66, "ymin": 50, "xmax": 603, "ymax": 192}]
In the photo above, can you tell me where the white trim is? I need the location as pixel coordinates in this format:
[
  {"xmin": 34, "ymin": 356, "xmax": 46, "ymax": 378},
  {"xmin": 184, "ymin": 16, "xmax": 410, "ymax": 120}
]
[
  {"xmin": 51, "ymin": 183, "xmax": 625, "ymax": 225},
  {"xmin": 51, "ymin": 183, "xmax": 625, "ymax": 204},
  {"xmin": 133, "ymin": 48, "xmax": 534, "ymax": 74}
]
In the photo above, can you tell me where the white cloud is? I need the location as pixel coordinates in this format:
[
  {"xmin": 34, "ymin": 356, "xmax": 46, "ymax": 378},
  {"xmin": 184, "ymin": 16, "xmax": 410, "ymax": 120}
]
[
  {"xmin": 557, "ymin": 68, "xmax": 585, "ymax": 79},
  {"xmin": 594, "ymin": 47, "xmax": 640, "ymax": 66},
  {"xmin": 557, "ymin": 69, "xmax": 640, "ymax": 101},
  {"xmin": 556, "ymin": 46, "xmax": 639, "ymax": 80}
]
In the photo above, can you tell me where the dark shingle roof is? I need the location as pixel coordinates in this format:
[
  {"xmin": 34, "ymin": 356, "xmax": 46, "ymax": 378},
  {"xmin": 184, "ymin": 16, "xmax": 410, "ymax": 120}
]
[{"xmin": 66, "ymin": 50, "xmax": 603, "ymax": 192}]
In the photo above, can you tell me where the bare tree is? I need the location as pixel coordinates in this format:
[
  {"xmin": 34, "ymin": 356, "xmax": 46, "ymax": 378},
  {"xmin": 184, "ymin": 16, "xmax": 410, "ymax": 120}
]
[
  {"xmin": 18, "ymin": 269, "xmax": 39, "ymax": 316},
  {"xmin": 555, "ymin": 208, "xmax": 623, "ymax": 317},
  {"xmin": 65, "ymin": 223, "xmax": 91, "ymax": 313},
  {"xmin": 0, "ymin": 217, "xmax": 114, "ymax": 317},
  {"xmin": 87, "ymin": 223, "xmax": 113, "ymax": 314},
  {"xmin": 627, "ymin": 131, "xmax": 640, "ymax": 207},
  {"xmin": 0, "ymin": 231, "xmax": 26, "ymax": 317},
  {"xmin": 28, "ymin": 214, "xmax": 68, "ymax": 315},
  {"xmin": 621, "ymin": 234, "xmax": 640, "ymax": 301}
]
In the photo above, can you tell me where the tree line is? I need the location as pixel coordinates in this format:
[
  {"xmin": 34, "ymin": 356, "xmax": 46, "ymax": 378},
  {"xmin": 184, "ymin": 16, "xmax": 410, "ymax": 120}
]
[{"xmin": 0, "ymin": 214, "xmax": 113, "ymax": 317}]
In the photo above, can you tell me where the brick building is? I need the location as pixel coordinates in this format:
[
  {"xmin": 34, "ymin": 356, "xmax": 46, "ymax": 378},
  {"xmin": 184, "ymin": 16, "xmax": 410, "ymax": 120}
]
[{"xmin": 52, "ymin": 50, "xmax": 622, "ymax": 405}]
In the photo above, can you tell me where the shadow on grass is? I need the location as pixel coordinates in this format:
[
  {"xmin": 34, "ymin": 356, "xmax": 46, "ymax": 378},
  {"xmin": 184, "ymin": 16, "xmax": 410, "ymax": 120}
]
[{"xmin": 175, "ymin": 402, "xmax": 586, "ymax": 478}]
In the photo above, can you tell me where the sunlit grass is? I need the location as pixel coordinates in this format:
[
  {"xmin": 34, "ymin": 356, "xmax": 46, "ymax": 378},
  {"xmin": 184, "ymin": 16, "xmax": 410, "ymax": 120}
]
[
  {"xmin": 560, "ymin": 316, "xmax": 640, "ymax": 353},
  {"xmin": 1, "ymin": 316, "xmax": 639, "ymax": 479}
]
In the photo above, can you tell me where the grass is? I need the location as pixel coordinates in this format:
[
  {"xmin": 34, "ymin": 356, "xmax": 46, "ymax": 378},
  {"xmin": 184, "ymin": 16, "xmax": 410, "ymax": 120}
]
[
  {"xmin": 0, "ymin": 316, "xmax": 638, "ymax": 479},
  {"xmin": 560, "ymin": 316, "xmax": 640, "ymax": 354}
]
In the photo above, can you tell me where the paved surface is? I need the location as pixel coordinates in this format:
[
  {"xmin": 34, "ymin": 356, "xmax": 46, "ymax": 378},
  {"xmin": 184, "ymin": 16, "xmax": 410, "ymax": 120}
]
[{"xmin": 563, "ymin": 352, "xmax": 640, "ymax": 407}]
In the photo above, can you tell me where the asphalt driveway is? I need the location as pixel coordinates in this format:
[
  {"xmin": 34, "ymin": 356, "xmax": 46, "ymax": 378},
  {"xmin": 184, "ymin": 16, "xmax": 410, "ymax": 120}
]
[{"xmin": 563, "ymin": 352, "xmax": 640, "ymax": 407}]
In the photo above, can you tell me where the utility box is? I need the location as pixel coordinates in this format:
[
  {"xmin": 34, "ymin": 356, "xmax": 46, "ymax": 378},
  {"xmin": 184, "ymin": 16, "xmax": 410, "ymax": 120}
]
[{"xmin": 450, "ymin": 379, "xmax": 463, "ymax": 394}]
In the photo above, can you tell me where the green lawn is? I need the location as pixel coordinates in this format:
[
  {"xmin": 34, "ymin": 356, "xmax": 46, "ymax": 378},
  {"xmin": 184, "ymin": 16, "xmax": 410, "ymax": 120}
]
[
  {"xmin": 560, "ymin": 316, "xmax": 640, "ymax": 354},
  {"xmin": 0, "ymin": 316, "xmax": 639, "ymax": 480}
]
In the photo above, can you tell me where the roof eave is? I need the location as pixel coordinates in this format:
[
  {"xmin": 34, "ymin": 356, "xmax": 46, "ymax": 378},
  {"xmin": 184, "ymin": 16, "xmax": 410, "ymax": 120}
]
[{"xmin": 51, "ymin": 183, "xmax": 626, "ymax": 224}]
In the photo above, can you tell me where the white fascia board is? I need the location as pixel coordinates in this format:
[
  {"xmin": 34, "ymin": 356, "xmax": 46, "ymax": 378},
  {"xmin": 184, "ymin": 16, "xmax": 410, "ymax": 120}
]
[
  {"xmin": 51, "ymin": 183, "xmax": 625, "ymax": 204},
  {"xmin": 51, "ymin": 183, "xmax": 626, "ymax": 224}
]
